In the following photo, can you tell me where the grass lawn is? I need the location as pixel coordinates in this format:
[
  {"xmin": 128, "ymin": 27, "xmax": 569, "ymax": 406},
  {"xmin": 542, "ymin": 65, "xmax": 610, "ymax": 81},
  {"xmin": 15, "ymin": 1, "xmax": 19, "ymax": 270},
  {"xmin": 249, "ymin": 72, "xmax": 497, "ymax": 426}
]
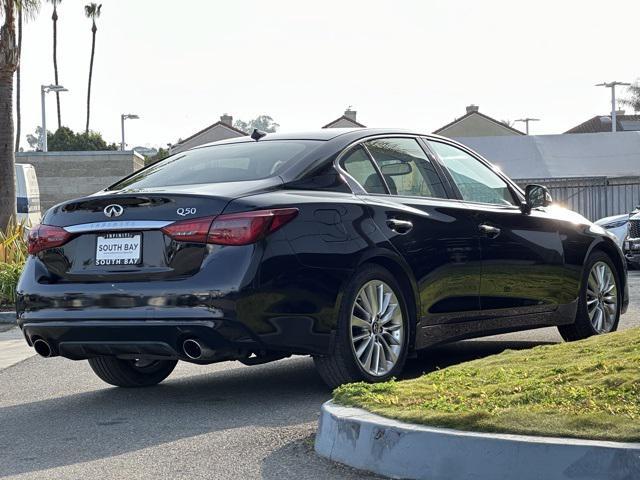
[{"xmin": 334, "ymin": 328, "xmax": 640, "ymax": 442}]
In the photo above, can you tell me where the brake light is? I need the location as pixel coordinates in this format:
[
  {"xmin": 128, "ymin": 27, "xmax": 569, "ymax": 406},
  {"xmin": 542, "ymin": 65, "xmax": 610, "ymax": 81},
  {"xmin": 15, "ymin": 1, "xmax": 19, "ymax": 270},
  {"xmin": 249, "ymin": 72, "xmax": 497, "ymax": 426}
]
[
  {"xmin": 161, "ymin": 216, "xmax": 215, "ymax": 243},
  {"xmin": 162, "ymin": 209, "xmax": 298, "ymax": 246},
  {"xmin": 207, "ymin": 208, "xmax": 298, "ymax": 246},
  {"xmin": 27, "ymin": 224, "xmax": 73, "ymax": 255}
]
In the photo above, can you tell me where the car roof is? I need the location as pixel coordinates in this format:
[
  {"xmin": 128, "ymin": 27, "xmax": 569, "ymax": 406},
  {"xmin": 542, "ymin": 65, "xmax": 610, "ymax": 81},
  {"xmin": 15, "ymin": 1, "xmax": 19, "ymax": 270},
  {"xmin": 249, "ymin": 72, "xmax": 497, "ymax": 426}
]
[{"xmin": 194, "ymin": 128, "xmax": 445, "ymax": 149}]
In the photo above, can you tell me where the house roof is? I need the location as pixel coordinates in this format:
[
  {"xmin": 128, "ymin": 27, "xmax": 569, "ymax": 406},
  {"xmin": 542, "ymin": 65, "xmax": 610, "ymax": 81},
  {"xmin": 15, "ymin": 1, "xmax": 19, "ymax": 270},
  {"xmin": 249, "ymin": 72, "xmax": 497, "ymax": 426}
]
[
  {"xmin": 174, "ymin": 121, "xmax": 248, "ymax": 148},
  {"xmin": 322, "ymin": 115, "xmax": 367, "ymax": 129},
  {"xmin": 565, "ymin": 115, "xmax": 640, "ymax": 134},
  {"xmin": 454, "ymin": 131, "xmax": 640, "ymax": 179},
  {"xmin": 433, "ymin": 110, "xmax": 526, "ymax": 136}
]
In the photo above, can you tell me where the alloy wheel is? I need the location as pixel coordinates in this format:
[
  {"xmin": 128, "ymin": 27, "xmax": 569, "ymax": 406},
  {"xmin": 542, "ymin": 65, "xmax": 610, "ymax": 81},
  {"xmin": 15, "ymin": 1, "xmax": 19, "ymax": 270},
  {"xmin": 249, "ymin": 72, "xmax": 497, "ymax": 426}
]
[
  {"xmin": 586, "ymin": 261, "xmax": 618, "ymax": 333},
  {"xmin": 350, "ymin": 280, "xmax": 404, "ymax": 376}
]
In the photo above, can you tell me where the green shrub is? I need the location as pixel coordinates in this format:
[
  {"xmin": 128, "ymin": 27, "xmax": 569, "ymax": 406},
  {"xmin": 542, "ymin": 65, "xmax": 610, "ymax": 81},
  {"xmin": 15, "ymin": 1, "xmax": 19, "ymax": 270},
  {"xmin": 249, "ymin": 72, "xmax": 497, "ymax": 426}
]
[
  {"xmin": 0, "ymin": 262, "xmax": 23, "ymax": 306},
  {"xmin": 0, "ymin": 219, "xmax": 28, "ymax": 265},
  {"xmin": 0, "ymin": 219, "xmax": 27, "ymax": 306}
]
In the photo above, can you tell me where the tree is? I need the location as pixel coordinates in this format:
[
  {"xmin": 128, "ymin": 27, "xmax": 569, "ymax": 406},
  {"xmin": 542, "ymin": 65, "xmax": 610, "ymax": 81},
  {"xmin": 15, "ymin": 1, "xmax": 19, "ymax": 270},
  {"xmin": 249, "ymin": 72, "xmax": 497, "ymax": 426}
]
[
  {"xmin": 14, "ymin": 2, "xmax": 22, "ymax": 152},
  {"xmin": 0, "ymin": 0, "xmax": 40, "ymax": 229},
  {"xmin": 234, "ymin": 115, "xmax": 279, "ymax": 133},
  {"xmin": 13, "ymin": 0, "xmax": 38, "ymax": 153},
  {"xmin": 84, "ymin": 2, "xmax": 101, "ymax": 133},
  {"xmin": 46, "ymin": 126, "xmax": 117, "ymax": 151},
  {"xmin": 49, "ymin": 0, "xmax": 62, "ymax": 128},
  {"xmin": 144, "ymin": 147, "xmax": 169, "ymax": 166},
  {"xmin": 621, "ymin": 82, "xmax": 640, "ymax": 113},
  {"xmin": 0, "ymin": 0, "xmax": 19, "ymax": 230},
  {"xmin": 26, "ymin": 126, "xmax": 117, "ymax": 151},
  {"xmin": 25, "ymin": 125, "xmax": 43, "ymax": 150}
]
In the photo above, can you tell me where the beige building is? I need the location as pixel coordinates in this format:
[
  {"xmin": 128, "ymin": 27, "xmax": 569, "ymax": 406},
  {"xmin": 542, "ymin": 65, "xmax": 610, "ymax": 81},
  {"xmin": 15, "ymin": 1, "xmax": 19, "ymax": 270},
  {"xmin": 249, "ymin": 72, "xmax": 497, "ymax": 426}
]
[
  {"xmin": 434, "ymin": 105, "xmax": 524, "ymax": 137},
  {"xmin": 171, "ymin": 114, "xmax": 247, "ymax": 154}
]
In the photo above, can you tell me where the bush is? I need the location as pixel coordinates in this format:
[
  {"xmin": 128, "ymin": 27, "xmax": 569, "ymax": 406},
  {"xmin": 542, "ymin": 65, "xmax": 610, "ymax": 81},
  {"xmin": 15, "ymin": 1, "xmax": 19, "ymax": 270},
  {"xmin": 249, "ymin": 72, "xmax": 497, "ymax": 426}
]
[
  {"xmin": 0, "ymin": 262, "xmax": 23, "ymax": 306},
  {"xmin": 0, "ymin": 219, "xmax": 27, "ymax": 306}
]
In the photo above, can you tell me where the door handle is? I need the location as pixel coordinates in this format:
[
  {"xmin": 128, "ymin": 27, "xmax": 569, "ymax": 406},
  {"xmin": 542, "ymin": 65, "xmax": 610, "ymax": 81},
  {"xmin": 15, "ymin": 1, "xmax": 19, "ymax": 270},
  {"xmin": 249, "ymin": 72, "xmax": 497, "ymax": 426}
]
[
  {"xmin": 479, "ymin": 224, "xmax": 501, "ymax": 239},
  {"xmin": 386, "ymin": 218, "xmax": 413, "ymax": 234}
]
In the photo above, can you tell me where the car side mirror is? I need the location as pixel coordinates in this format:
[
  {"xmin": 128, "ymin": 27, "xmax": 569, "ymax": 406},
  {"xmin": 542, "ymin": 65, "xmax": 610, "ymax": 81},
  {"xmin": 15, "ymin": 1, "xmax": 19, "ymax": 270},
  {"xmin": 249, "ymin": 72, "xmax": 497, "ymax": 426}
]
[{"xmin": 523, "ymin": 184, "xmax": 552, "ymax": 213}]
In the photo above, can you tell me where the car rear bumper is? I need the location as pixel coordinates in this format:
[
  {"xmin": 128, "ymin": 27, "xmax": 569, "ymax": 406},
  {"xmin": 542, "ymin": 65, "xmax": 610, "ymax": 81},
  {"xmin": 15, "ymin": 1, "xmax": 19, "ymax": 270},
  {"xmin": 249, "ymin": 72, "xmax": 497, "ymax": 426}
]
[
  {"xmin": 19, "ymin": 318, "xmax": 261, "ymax": 362},
  {"xmin": 19, "ymin": 313, "xmax": 332, "ymax": 362},
  {"xmin": 16, "ymin": 254, "xmax": 341, "ymax": 360}
]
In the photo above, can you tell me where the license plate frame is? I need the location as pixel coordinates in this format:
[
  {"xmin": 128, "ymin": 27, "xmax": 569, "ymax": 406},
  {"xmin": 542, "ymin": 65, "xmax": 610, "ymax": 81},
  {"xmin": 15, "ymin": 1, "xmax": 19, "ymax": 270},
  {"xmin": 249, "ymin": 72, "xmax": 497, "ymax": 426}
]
[{"xmin": 95, "ymin": 232, "xmax": 142, "ymax": 266}]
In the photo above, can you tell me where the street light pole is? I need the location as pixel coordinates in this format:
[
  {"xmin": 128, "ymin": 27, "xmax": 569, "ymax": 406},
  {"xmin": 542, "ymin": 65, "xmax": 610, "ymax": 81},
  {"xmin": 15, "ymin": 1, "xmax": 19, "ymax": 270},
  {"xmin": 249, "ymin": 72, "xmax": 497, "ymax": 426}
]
[
  {"xmin": 595, "ymin": 81, "xmax": 631, "ymax": 132},
  {"xmin": 40, "ymin": 87, "xmax": 47, "ymax": 152},
  {"xmin": 120, "ymin": 114, "xmax": 140, "ymax": 151},
  {"xmin": 515, "ymin": 118, "xmax": 540, "ymax": 135},
  {"xmin": 40, "ymin": 84, "xmax": 68, "ymax": 152}
]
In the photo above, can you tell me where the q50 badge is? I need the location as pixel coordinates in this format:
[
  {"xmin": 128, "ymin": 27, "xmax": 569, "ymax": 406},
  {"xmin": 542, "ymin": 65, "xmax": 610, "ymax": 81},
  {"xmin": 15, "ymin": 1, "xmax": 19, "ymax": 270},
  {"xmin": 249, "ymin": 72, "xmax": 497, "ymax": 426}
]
[{"xmin": 177, "ymin": 207, "xmax": 197, "ymax": 216}]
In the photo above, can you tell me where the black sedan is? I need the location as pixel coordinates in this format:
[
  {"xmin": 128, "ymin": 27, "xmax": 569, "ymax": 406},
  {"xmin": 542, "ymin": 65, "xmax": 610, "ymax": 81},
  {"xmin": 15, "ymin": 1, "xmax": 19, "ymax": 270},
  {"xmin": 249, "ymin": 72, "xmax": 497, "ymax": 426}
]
[{"xmin": 16, "ymin": 129, "xmax": 629, "ymax": 388}]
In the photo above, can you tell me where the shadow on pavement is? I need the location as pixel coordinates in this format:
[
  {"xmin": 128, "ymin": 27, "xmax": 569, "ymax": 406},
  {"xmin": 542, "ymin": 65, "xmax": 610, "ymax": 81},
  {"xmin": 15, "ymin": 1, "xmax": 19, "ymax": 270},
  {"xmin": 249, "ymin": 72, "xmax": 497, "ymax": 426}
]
[
  {"xmin": 0, "ymin": 338, "xmax": 554, "ymax": 477},
  {"xmin": 260, "ymin": 433, "xmax": 382, "ymax": 480}
]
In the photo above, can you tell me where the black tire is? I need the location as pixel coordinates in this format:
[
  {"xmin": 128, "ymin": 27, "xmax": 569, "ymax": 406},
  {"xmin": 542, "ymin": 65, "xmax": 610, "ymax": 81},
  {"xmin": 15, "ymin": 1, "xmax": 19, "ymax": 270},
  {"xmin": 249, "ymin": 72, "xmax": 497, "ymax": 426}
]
[
  {"xmin": 88, "ymin": 357, "xmax": 177, "ymax": 387},
  {"xmin": 558, "ymin": 250, "xmax": 621, "ymax": 342},
  {"xmin": 313, "ymin": 265, "xmax": 411, "ymax": 389}
]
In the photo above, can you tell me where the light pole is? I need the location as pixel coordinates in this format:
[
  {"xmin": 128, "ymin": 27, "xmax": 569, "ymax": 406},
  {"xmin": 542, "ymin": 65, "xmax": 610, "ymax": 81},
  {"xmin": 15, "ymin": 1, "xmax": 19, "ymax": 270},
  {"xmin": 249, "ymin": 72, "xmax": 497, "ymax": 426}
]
[
  {"xmin": 120, "ymin": 114, "xmax": 140, "ymax": 151},
  {"xmin": 40, "ymin": 84, "xmax": 67, "ymax": 152},
  {"xmin": 515, "ymin": 118, "xmax": 540, "ymax": 135},
  {"xmin": 595, "ymin": 81, "xmax": 631, "ymax": 132}
]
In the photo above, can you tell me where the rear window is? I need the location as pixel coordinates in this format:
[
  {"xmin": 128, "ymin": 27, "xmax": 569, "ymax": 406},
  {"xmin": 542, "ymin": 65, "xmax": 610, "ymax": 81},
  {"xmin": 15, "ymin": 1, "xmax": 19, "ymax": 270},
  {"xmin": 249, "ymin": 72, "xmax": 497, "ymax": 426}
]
[{"xmin": 109, "ymin": 140, "xmax": 322, "ymax": 190}]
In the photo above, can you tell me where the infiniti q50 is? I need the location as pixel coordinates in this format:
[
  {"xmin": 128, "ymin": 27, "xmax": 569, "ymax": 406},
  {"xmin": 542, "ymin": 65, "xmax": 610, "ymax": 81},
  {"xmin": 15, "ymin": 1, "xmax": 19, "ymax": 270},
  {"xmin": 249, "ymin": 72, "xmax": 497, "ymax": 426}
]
[{"xmin": 16, "ymin": 129, "xmax": 629, "ymax": 388}]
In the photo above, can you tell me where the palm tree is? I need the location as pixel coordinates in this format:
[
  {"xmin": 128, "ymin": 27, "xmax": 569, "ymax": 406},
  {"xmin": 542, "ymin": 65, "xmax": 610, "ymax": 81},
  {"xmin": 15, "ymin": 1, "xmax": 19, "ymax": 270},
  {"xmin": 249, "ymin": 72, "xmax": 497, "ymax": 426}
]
[
  {"xmin": 14, "ymin": 0, "xmax": 39, "ymax": 153},
  {"xmin": 49, "ymin": 0, "xmax": 62, "ymax": 128},
  {"xmin": 1, "ymin": 0, "xmax": 39, "ymax": 227},
  {"xmin": 621, "ymin": 82, "xmax": 640, "ymax": 113},
  {"xmin": 84, "ymin": 2, "xmax": 101, "ymax": 133},
  {"xmin": 1, "ymin": 1, "xmax": 20, "ymax": 228},
  {"xmin": 14, "ymin": 3, "xmax": 23, "ymax": 152}
]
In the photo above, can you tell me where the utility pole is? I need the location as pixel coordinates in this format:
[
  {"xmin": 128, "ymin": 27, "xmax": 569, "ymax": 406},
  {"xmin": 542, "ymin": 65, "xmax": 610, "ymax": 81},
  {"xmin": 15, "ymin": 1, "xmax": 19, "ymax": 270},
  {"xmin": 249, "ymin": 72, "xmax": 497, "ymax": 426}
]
[
  {"xmin": 514, "ymin": 118, "xmax": 540, "ymax": 135},
  {"xmin": 595, "ymin": 81, "xmax": 630, "ymax": 132}
]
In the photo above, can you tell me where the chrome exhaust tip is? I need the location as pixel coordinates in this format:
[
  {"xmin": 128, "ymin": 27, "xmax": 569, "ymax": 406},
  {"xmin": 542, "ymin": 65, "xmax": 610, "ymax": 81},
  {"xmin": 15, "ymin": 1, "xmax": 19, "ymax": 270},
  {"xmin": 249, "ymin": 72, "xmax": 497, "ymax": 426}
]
[
  {"xmin": 33, "ymin": 339, "xmax": 53, "ymax": 358},
  {"xmin": 182, "ymin": 339, "xmax": 204, "ymax": 360}
]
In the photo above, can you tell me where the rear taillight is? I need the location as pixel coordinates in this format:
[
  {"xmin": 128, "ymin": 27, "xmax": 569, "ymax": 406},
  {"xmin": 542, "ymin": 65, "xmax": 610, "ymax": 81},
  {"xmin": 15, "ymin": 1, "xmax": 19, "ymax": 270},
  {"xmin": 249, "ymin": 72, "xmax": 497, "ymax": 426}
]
[
  {"xmin": 27, "ymin": 224, "xmax": 73, "ymax": 255},
  {"xmin": 161, "ymin": 209, "xmax": 298, "ymax": 246},
  {"xmin": 161, "ymin": 216, "xmax": 216, "ymax": 243},
  {"xmin": 208, "ymin": 208, "xmax": 298, "ymax": 245}
]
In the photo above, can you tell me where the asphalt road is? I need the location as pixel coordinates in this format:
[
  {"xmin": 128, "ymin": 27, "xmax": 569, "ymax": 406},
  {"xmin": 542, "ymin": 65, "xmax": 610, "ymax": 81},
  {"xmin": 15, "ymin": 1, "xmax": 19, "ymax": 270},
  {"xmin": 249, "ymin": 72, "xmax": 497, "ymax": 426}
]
[{"xmin": 1, "ymin": 272, "xmax": 638, "ymax": 480}]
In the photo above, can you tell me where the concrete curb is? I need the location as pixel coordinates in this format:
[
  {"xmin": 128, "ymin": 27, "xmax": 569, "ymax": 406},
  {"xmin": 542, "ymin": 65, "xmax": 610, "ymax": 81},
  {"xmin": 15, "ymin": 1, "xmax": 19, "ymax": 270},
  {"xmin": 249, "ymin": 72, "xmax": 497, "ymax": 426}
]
[
  {"xmin": 315, "ymin": 400, "xmax": 640, "ymax": 480},
  {"xmin": 0, "ymin": 312, "xmax": 17, "ymax": 324}
]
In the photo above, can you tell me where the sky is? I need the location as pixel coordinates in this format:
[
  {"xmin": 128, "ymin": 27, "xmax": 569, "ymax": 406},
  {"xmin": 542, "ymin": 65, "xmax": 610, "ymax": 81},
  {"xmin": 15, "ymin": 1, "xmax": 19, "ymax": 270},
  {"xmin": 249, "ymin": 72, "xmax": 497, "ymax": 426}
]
[{"xmin": 15, "ymin": 0, "xmax": 640, "ymax": 150}]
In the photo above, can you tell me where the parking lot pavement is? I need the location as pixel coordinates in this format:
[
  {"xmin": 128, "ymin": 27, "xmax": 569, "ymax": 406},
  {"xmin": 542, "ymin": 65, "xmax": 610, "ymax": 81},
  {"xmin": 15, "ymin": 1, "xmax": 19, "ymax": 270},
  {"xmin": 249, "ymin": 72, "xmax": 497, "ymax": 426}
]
[
  {"xmin": 0, "ymin": 271, "xmax": 637, "ymax": 480},
  {"xmin": 0, "ymin": 327, "xmax": 32, "ymax": 371}
]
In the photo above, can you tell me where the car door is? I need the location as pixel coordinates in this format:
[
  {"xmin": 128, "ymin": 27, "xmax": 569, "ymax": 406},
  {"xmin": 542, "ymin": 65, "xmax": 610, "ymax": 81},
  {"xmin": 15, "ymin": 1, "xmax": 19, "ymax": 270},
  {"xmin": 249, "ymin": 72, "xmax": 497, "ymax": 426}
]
[
  {"xmin": 339, "ymin": 136, "xmax": 484, "ymax": 335},
  {"xmin": 426, "ymin": 139, "xmax": 578, "ymax": 318}
]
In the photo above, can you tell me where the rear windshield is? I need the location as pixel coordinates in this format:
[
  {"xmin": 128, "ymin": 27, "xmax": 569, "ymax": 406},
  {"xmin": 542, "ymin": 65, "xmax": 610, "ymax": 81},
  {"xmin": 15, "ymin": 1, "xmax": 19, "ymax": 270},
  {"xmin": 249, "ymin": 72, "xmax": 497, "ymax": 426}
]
[{"xmin": 109, "ymin": 140, "xmax": 323, "ymax": 190}]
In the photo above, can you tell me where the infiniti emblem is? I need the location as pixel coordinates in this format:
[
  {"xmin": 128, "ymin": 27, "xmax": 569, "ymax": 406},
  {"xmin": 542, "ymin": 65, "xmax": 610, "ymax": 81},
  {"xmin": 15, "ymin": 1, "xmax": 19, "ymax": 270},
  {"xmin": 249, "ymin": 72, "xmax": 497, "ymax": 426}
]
[{"xmin": 103, "ymin": 204, "xmax": 124, "ymax": 218}]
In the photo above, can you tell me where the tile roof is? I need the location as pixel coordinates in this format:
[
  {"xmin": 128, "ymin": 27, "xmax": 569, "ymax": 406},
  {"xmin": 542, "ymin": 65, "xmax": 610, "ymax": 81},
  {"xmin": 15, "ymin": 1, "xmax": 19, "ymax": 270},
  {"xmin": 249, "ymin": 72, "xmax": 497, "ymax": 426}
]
[
  {"xmin": 565, "ymin": 115, "xmax": 640, "ymax": 133},
  {"xmin": 433, "ymin": 110, "xmax": 525, "ymax": 135},
  {"xmin": 174, "ymin": 121, "xmax": 247, "ymax": 147},
  {"xmin": 322, "ymin": 115, "xmax": 367, "ymax": 129}
]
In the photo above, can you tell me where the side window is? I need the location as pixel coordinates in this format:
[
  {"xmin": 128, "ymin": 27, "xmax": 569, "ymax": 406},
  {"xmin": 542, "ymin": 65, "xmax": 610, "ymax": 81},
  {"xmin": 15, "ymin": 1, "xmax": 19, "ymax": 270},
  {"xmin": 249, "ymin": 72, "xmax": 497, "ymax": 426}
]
[
  {"xmin": 341, "ymin": 146, "xmax": 387, "ymax": 194},
  {"xmin": 428, "ymin": 141, "xmax": 516, "ymax": 206},
  {"xmin": 364, "ymin": 138, "xmax": 447, "ymax": 198}
]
